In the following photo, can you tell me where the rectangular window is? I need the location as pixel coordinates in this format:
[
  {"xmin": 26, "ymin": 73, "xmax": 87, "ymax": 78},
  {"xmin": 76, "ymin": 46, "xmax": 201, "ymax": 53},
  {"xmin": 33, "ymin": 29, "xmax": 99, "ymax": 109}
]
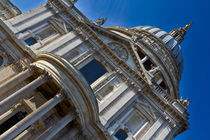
[
  {"xmin": 24, "ymin": 37, "xmax": 37, "ymax": 46},
  {"xmin": 79, "ymin": 60, "xmax": 107, "ymax": 85},
  {"xmin": 114, "ymin": 129, "xmax": 128, "ymax": 140},
  {"xmin": 137, "ymin": 49, "xmax": 145, "ymax": 59}
]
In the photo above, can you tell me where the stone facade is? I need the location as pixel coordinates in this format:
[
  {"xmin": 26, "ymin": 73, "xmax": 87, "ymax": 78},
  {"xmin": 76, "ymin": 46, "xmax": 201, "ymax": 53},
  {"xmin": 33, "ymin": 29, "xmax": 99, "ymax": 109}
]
[{"xmin": 0, "ymin": 0, "xmax": 189, "ymax": 140}]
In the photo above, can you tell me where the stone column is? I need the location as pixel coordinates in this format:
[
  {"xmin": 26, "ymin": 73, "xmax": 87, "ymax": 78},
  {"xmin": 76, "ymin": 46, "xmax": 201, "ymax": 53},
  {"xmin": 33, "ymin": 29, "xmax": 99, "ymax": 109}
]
[
  {"xmin": 38, "ymin": 112, "xmax": 75, "ymax": 140},
  {"xmin": 0, "ymin": 93, "xmax": 63, "ymax": 140},
  {"xmin": 0, "ymin": 69, "xmax": 32, "ymax": 95},
  {"xmin": 0, "ymin": 104, "xmax": 21, "ymax": 125},
  {"xmin": 141, "ymin": 56, "xmax": 148, "ymax": 63},
  {"xmin": 0, "ymin": 75, "xmax": 48, "ymax": 116}
]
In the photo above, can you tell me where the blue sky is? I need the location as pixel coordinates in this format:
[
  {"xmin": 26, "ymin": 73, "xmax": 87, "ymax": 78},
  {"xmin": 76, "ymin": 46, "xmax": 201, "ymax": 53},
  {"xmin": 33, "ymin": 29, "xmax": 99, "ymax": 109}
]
[{"xmin": 10, "ymin": 0, "xmax": 210, "ymax": 139}]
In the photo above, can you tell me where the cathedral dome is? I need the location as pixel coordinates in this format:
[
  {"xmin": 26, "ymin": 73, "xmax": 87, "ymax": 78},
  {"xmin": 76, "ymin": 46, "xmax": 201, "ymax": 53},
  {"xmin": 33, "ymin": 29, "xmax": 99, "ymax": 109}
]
[{"xmin": 135, "ymin": 26, "xmax": 184, "ymax": 77}]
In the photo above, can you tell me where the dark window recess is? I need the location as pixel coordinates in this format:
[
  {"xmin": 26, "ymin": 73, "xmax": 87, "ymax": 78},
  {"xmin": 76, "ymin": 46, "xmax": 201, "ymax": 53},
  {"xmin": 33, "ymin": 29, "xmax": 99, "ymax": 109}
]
[
  {"xmin": 137, "ymin": 49, "xmax": 145, "ymax": 59},
  {"xmin": 114, "ymin": 129, "xmax": 128, "ymax": 140},
  {"xmin": 0, "ymin": 56, "xmax": 3, "ymax": 66},
  {"xmin": 143, "ymin": 59, "xmax": 153, "ymax": 71},
  {"xmin": 159, "ymin": 81, "xmax": 167, "ymax": 90},
  {"xmin": 79, "ymin": 60, "xmax": 107, "ymax": 85},
  {"xmin": 24, "ymin": 37, "xmax": 37, "ymax": 46},
  {"xmin": 173, "ymin": 34, "xmax": 179, "ymax": 39},
  {"xmin": 0, "ymin": 111, "xmax": 27, "ymax": 135}
]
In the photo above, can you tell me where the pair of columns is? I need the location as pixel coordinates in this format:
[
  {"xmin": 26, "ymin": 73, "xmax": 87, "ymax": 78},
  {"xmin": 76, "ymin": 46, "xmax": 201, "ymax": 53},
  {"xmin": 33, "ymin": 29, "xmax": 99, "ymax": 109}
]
[
  {"xmin": 0, "ymin": 69, "xmax": 32, "ymax": 95},
  {"xmin": 0, "ymin": 72, "xmax": 48, "ymax": 116},
  {"xmin": 1, "ymin": 92, "xmax": 76, "ymax": 140},
  {"xmin": 0, "ymin": 68, "xmax": 76, "ymax": 140},
  {"xmin": 0, "ymin": 93, "xmax": 67, "ymax": 140}
]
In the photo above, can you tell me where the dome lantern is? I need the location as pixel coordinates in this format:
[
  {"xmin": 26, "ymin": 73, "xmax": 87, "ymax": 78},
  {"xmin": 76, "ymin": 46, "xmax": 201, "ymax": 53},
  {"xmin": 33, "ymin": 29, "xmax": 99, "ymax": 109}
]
[{"xmin": 170, "ymin": 22, "xmax": 193, "ymax": 44}]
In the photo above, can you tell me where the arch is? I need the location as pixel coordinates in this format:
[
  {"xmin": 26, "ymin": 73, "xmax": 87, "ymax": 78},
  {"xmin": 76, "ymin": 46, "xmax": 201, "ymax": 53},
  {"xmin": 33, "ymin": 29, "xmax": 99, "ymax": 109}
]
[{"xmin": 34, "ymin": 52, "xmax": 111, "ymax": 140}]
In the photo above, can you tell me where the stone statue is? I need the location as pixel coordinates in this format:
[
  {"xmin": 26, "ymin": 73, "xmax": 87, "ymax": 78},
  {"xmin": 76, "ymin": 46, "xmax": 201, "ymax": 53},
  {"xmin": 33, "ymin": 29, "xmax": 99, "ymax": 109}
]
[
  {"xmin": 180, "ymin": 97, "xmax": 190, "ymax": 107},
  {"xmin": 96, "ymin": 17, "xmax": 107, "ymax": 26},
  {"xmin": 183, "ymin": 98, "xmax": 190, "ymax": 107}
]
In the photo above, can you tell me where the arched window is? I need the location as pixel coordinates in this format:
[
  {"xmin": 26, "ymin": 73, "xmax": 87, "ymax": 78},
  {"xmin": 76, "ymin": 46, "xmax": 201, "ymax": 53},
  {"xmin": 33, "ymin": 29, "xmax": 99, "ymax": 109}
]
[
  {"xmin": 79, "ymin": 60, "xmax": 107, "ymax": 85},
  {"xmin": 0, "ymin": 55, "xmax": 3, "ymax": 66},
  {"xmin": 114, "ymin": 129, "xmax": 128, "ymax": 140}
]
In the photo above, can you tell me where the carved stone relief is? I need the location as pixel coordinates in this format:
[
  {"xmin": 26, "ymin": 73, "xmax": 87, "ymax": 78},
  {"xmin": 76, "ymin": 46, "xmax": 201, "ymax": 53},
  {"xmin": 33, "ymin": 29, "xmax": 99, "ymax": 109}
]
[{"xmin": 108, "ymin": 42, "xmax": 129, "ymax": 61}]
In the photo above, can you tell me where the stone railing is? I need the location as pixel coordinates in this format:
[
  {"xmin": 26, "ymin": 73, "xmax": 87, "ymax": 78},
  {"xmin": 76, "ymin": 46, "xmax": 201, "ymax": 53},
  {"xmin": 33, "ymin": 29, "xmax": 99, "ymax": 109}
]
[{"xmin": 152, "ymin": 83, "xmax": 187, "ymax": 116}]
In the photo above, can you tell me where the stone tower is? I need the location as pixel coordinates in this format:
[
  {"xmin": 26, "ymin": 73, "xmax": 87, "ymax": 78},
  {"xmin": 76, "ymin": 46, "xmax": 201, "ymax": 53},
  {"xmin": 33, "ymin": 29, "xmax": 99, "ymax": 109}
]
[{"xmin": 0, "ymin": 0, "xmax": 190, "ymax": 140}]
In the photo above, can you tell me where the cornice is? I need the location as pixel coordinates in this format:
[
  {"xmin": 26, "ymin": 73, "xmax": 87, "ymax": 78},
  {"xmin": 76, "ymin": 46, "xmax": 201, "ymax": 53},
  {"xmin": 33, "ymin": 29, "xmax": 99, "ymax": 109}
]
[
  {"xmin": 82, "ymin": 24, "xmax": 189, "ymax": 128},
  {"xmin": 46, "ymin": 0, "xmax": 189, "ymax": 133},
  {"xmin": 51, "ymin": 0, "xmax": 149, "ymax": 87}
]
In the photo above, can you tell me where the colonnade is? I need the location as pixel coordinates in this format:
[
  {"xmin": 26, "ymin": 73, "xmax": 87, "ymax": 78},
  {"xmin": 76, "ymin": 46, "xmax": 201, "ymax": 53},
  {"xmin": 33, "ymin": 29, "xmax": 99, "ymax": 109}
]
[
  {"xmin": 0, "ymin": 74, "xmax": 48, "ymax": 116},
  {"xmin": 0, "ymin": 67, "xmax": 76, "ymax": 140},
  {"xmin": 0, "ymin": 69, "xmax": 32, "ymax": 95}
]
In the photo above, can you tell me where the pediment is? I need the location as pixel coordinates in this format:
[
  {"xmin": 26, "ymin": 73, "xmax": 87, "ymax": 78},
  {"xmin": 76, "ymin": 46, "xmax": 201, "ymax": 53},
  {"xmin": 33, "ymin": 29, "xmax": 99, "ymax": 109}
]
[
  {"xmin": 90, "ymin": 27, "xmax": 151, "ymax": 83},
  {"xmin": 94, "ymin": 33, "xmax": 138, "ymax": 70}
]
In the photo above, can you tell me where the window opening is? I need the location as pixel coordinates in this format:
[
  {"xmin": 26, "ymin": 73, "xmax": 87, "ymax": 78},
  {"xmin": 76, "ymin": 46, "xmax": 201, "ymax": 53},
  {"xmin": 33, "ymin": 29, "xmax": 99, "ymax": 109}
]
[
  {"xmin": 79, "ymin": 60, "xmax": 107, "ymax": 85},
  {"xmin": 143, "ymin": 59, "xmax": 153, "ymax": 71},
  {"xmin": 137, "ymin": 49, "xmax": 145, "ymax": 59},
  {"xmin": 24, "ymin": 37, "xmax": 37, "ymax": 46},
  {"xmin": 159, "ymin": 81, "xmax": 167, "ymax": 90},
  {"xmin": 114, "ymin": 129, "xmax": 128, "ymax": 140}
]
